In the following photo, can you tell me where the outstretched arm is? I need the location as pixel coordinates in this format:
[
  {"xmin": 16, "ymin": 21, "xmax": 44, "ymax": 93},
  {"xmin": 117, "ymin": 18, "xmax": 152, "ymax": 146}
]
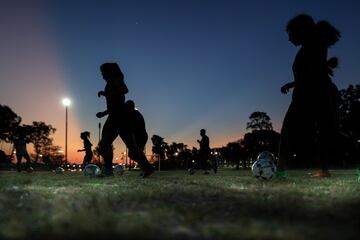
[{"xmin": 96, "ymin": 110, "xmax": 109, "ymax": 118}]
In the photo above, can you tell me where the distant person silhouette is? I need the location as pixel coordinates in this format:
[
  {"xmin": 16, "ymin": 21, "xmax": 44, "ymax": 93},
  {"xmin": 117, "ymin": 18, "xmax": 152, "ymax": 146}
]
[
  {"xmin": 13, "ymin": 126, "xmax": 31, "ymax": 172},
  {"xmin": 277, "ymin": 14, "xmax": 341, "ymax": 178},
  {"xmin": 96, "ymin": 62, "xmax": 154, "ymax": 177},
  {"xmin": 77, "ymin": 131, "xmax": 93, "ymax": 166},
  {"xmin": 197, "ymin": 129, "xmax": 216, "ymax": 174}
]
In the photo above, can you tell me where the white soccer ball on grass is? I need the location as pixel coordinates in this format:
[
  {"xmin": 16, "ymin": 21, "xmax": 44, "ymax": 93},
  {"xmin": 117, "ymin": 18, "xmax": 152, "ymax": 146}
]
[
  {"xmin": 251, "ymin": 151, "xmax": 277, "ymax": 180},
  {"xmin": 188, "ymin": 168, "xmax": 195, "ymax": 175},
  {"xmin": 83, "ymin": 164, "xmax": 102, "ymax": 177},
  {"xmin": 55, "ymin": 167, "xmax": 65, "ymax": 174}
]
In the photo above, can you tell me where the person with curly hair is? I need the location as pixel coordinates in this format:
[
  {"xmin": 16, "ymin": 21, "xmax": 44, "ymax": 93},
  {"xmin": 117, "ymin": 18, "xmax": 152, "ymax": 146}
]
[
  {"xmin": 277, "ymin": 14, "xmax": 341, "ymax": 178},
  {"xmin": 96, "ymin": 63, "xmax": 154, "ymax": 177}
]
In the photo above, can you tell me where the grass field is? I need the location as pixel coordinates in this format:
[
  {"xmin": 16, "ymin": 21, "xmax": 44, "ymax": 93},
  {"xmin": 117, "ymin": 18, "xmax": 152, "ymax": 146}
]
[{"xmin": 0, "ymin": 169, "xmax": 359, "ymax": 240}]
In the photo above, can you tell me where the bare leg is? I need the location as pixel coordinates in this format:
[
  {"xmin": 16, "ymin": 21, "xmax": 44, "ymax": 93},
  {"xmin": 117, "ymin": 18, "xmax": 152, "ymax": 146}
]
[
  {"xmin": 24, "ymin": 153, "xmax": 31, "ymax": 169},
  {"xmin": 277, "ymin": 104, "xmax": 297, "ymax": 171},
  {"xmin": 120, "ymin": 130, "xmax": 153, "ymax": 175},
  {"xmin": 98, "ymin": 117, "xmax": 118, "ymax": 175},
  {"xmin": 16, "ymin": 154, "xmax": 22, "ymax": 172}
]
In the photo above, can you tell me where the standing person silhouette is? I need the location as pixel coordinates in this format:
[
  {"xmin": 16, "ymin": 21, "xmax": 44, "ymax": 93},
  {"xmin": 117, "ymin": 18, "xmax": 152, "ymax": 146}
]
[
  {"xmin": 77, "ymin": 131, "xmax": 93, "ymax": 167},
  {"xmin": 197, "ymin": 129, "xmax": 214, "ymax": 174},
  {"xmin": 277, "ymin": 14, "xmax": 341, "ymax": 178},
  {"xmin": 124, "ymin": 100, "xmax": 152, "ymax": 176},
  {"xmin": 13, "ymin": 126, "xmax": 31, "ymax": 172},
  {"xmin": 124, "ymin": 100, "xmax": 148, "ymax": 152},
  {"xmin": 96, "ymin": 62, "xmax": 154, "ymax": 177}
]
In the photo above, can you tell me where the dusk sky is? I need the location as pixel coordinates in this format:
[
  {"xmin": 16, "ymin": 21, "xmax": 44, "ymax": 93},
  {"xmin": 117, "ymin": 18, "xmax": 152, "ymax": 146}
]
[{"xmin": 1, "ymin": 0, "xmax": 359, "ymax": 163}]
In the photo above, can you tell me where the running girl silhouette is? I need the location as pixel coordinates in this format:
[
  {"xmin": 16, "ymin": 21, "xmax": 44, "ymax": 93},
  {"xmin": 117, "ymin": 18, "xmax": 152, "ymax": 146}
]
[
  {"xmin": 277, "ymin": 14, "xmax": 341, "ymax": 178},
  {"xmin": 96, "ymin": 62, "xmax": 154, "ymax": 177},
  {"xmin": 77, "ymin": 131, "xmax": 93, "ymax": 166}
]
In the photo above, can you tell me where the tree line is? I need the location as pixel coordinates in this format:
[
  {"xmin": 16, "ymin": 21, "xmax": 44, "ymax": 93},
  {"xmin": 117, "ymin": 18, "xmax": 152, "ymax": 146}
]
[{"xmin": 0, "ymin": 106, "xmax": 63, "ymax": 166}]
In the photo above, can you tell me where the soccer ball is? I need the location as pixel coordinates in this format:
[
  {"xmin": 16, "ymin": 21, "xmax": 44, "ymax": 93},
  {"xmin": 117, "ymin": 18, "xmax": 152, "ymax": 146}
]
[
  {"xmin": 113, "ymin": 165, "xmax": 125, "ymax": 176},
  {"xmin": 257, "ymin": 151, "xmax": 276, "ymax": 162},
  {"xmin": 83, "ymin": 164, "xmax": 102, "ymax": 177},
  {"xmin": 188, "ymin": 168, "xmax": 195, "ymax": 175},
  {"xmin": 55, "ymin": 167, "xmax": 64, "ymax": 174},
  {"xmin": 26, "ymin": 167, "xmax": 34, "ymax": 173},
  {"xmin": 251, "ymin": 158, "xmax": 277, "ymax": 180}
]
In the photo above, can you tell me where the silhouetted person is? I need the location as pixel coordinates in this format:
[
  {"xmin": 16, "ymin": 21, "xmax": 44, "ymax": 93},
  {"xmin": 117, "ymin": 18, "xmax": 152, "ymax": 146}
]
[
  {"xmin": 124, "ymin": 100, "xmax": 148, "ymax": 151},
  {"xmin": 124, "ymin": 100, "xmax": 152, "ymax": 176},
  {"xmin": 13, "ymin": 126, "xmax": 31, "ymax": 172},
  {"xmin": 78, "ymin": 131, "xmax": 93, "ymax": 166},
  {"xmin": 277, "ymin": 14, "xmax": 341, "ymax": 178},
  {"xmin": 197, "ymin": 129, "xmax": 215, "ymax": 174},
  {"xmin": 96, "ymin": 62, "xmax": 154, "ymax": 177}
]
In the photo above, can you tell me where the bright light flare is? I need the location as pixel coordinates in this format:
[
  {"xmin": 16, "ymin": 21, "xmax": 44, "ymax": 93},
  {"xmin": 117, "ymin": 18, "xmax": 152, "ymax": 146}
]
[{"xmin": 62, "ymin": 98, "xmax": 71, "ymax": 106}]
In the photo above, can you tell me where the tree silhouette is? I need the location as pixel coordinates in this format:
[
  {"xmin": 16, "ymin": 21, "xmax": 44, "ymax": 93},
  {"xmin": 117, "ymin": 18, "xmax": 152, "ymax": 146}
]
[
  {"xmin": 241, "ymin": 130, "xmax": 280, "ymax": 163},
  {"xmin": 40, "ymin": 144, "xmax": 64, "ymax": 166},
  {"xmin": 220, "ymin": 112, "xmax": 279, "ymax": 169},
  {"xmin": 220, "ymin": 141, "xmax": 246, "ymax": 169},
  {"xmin": 246, "ymin": 112, "xmax": 273, "ymax": 131},
  {"xmin": 168, "ymin": 142, "xmax": 179, "ymax": 159},
  {"xmin": 27, "ymin": 121, "xmax": 56, "ymax": 163},
  {"xmin": 151, "ymin": 134, "xmax": 167, "ymax": 161},
  {"xmin": 0, "ymin": 105, "xmax": 21, "ymax": 142},
  {"xmin": 177, "ymin": 143, "xmax": 192, "ymax": 169},
  {"xmin": 336, "ymin": 84, "xmax": 360, "ymax": 166},
  {"xmin": 339, "ymin": 84, "xmax": 360, "ymax": 139},
  {"xmin": 164, "ymin": 142, "xmax": 189, "ymax": 169}
]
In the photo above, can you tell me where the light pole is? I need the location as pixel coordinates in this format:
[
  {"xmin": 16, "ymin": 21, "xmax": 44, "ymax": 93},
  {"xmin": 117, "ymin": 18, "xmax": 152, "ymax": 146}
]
[
  {"xmin": 98, "ymin": 122, "xmax": 101, "ymax": 164},
  {"xmin": 62, "ymin": 98, "xmax": 71, "ymax": 163}
]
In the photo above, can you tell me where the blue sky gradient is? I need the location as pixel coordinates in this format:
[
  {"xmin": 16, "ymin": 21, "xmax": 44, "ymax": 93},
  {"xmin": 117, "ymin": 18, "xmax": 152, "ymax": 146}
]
[{"xmin": 1, "ymin": 0, "xmax": 359, "ymax": 162}]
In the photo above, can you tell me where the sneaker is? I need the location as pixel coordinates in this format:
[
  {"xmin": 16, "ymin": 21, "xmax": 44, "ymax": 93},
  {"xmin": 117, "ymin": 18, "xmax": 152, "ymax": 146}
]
[
  {"xmin": 275, "ymin": 170, "xmax": 288, "ymax": 179},
  {"xmin": 313, "ymin": 170, "xmax": 331, "ymax": 177}
]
